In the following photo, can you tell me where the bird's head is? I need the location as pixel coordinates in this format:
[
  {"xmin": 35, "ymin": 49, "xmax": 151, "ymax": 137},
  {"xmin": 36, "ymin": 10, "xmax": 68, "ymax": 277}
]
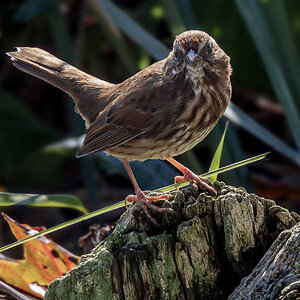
[{"xmin": 172, "ymin": 30, "xmax": 231, "ymax": 77}]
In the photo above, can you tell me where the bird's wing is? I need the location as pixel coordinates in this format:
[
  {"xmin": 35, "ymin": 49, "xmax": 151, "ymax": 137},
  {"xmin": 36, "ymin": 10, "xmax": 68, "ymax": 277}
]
[
  {"xmin": 76, "ymin": 60, "xmax": 176, "ymax": 158},
  {"xmin": 76, "ymin": 98, "xmax": 153, "ymax": 157}
]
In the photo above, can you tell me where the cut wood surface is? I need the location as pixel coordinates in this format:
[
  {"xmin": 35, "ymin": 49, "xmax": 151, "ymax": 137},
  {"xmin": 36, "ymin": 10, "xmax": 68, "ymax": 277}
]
[{"xmin": 45, "ymin": 181, "xmax": 299, "ymax": 300}]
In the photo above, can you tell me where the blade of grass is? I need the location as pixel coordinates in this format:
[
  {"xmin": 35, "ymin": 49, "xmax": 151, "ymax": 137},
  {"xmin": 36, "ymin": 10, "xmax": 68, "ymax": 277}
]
[
  {"xmin": 0, "ymin": 193, "xmax": 88, "ymax": 214},
  {"xmin": 207, "ymin": 121, "xmax": 228, "ymax": 182},
  {"xmin": 207, "ymin": 119, "xmax": 249, "ymax": 189},
  {"xmin": 157, "ymin": 152, "xmax": 269, "ymax": 193},
  {"xmin": 0, "ymin": 152, "xmax": 269, "ymax": 253},
  {"xmin": 0, "ymin": 202, "xmax": 124, "ymax": 253}
]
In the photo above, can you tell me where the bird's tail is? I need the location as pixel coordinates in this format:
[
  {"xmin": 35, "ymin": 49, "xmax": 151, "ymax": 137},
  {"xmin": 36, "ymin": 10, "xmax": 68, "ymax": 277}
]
[{"xmin": 7, "ymin": 47, "xmax": 113, "ymax": 125}]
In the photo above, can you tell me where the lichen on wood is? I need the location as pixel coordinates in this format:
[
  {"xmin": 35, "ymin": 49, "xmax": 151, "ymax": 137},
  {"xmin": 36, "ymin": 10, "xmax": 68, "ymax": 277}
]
[{"xmin": 45, "ymin": 181, "xmax": 299, "ymax": 300}]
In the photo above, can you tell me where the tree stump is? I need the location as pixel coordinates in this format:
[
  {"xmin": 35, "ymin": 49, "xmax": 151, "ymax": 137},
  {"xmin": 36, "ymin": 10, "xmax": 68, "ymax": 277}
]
[{"xmin": 44, "ymin": 181, "xmax": 299, "ymax": 300}]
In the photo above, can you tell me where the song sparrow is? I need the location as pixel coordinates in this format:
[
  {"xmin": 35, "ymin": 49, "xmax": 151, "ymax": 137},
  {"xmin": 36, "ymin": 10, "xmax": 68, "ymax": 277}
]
[{"xmin": 7, "ymin": 30, "xmax": 232, "ymax": 225}]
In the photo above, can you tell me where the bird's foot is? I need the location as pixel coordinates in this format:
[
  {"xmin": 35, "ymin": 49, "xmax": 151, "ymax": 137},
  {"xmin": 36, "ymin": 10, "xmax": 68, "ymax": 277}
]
[
  {"xmin": 174, "ymin": 169, "xmax": 216, "ymax": 195},
  {"xmin": 125, "ymin": 192, "xmax": 174, "ymax": 226}
]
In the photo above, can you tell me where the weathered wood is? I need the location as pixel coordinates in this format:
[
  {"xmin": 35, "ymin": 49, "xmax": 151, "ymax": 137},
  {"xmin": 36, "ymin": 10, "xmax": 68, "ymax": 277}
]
[
  {"xmin": 228, "ymin": 222, "xmax": 300, "ymax": 300},
  {"xmin": 44, "ymin": 182, "xmax": 299, "ymax": 300}
]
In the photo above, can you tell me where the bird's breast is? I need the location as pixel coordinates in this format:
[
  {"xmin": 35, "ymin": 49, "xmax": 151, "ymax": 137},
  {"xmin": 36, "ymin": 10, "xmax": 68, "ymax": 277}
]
[{"xmin": 108, "ymin": 83, "xmax": 229, "ymax": 161}]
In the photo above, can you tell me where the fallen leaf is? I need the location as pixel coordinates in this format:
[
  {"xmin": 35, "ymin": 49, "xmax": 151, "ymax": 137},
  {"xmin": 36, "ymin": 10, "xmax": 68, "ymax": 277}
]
[{"xmin": 0, "ymin": 213, "xmax": 79, "ymax": 298}]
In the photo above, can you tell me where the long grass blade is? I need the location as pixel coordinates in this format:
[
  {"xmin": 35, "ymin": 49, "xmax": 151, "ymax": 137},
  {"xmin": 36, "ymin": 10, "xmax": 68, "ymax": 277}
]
[
  {"xmin": 0, "ymin": 152, "xmax": 269, "ymax": 253},
  {"xmin": 201, "ymin": 152, "xmax": 269, "ymax": 180},
  {"xmin": 157, "ymin": 152, "xmax": 269, "ymax": 193},
  {"xmin": 0, "ymin": 201, "xmax": 125, "ymax": 253}
]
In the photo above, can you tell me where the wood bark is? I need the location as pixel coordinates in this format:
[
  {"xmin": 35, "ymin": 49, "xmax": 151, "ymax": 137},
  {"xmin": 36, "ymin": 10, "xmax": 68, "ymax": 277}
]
[{"xmin": 44, "ymin": 181, "xmax": 299, "ymax": 300}]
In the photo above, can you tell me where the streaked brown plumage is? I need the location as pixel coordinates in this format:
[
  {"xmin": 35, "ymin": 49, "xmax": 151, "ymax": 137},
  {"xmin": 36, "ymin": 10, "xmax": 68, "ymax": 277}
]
[{"xmin": 7, "ymin": 30, "xmax": 232, "ymax": 225}]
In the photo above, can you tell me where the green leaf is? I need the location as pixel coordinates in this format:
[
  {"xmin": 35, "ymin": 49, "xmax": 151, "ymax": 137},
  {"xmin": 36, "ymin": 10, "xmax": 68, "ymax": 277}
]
[
  {"xmin": 208, "ymin": 122, "xmax": 228, "ymax": 182},
  {"xmin": 0, "ymin": 152, "xmax": 269, "ymax": 253},
  {"xmin": 0, "ymin": 193, "xmax": 88, "ymax": 214}
]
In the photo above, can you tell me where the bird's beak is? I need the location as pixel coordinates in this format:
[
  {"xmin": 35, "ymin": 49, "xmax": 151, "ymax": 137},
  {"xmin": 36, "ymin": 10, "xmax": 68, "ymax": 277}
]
[{"xmin": 186, "ymin": 49, "xmax": 198, "ymax": 64}]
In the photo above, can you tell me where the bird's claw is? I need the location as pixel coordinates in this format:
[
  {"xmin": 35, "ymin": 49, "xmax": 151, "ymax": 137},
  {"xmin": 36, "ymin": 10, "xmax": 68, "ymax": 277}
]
[
  {"xmin": 174, "ymin": 171, "xmax": 217, "ymax": 195},
  {"xmin": 124, "ymin": 192, "xmax": 174, "ymax": 226}
]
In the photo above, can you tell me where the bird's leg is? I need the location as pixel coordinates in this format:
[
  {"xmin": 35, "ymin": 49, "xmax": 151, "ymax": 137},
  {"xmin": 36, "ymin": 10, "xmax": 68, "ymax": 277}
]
[
  {"xmin": 166, "ymin": 157, "xmax": 216, "ymax": 194},
  {"xmin": 122, "ymin": 159, "xmax": 173, "ymax": 225}
]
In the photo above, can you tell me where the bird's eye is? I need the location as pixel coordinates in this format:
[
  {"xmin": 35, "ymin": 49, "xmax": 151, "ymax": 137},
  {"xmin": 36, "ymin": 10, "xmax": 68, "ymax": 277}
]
[
  {"xmin": 174, "ymin": 48, "xmax": 183, "ymax": 59},
  {"xmin": 206, "ymin": 43, "xmax": 213, "ymax": 54}
]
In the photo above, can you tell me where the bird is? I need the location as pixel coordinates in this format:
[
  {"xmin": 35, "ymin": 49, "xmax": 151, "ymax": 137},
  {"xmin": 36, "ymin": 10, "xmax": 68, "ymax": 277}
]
[{"xmin": 7, "ymin": 30, "xmax": 232, "ymax": 225}]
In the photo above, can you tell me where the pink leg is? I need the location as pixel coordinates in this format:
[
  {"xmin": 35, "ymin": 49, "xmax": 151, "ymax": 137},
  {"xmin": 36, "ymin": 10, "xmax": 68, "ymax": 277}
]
[
  {"xmin": 166, "ymin": 157, "xmax": 216, "ymax": 195},
  {"xmin": 122, "ymin": 159, "xmax": 173, "ymax": 226}
]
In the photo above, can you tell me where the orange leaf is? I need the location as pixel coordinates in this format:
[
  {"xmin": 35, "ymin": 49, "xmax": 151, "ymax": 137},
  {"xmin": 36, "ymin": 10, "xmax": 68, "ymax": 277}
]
[{"xmin": 0, "ymin": 213, "xmax": 79, "ymax": 298}]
